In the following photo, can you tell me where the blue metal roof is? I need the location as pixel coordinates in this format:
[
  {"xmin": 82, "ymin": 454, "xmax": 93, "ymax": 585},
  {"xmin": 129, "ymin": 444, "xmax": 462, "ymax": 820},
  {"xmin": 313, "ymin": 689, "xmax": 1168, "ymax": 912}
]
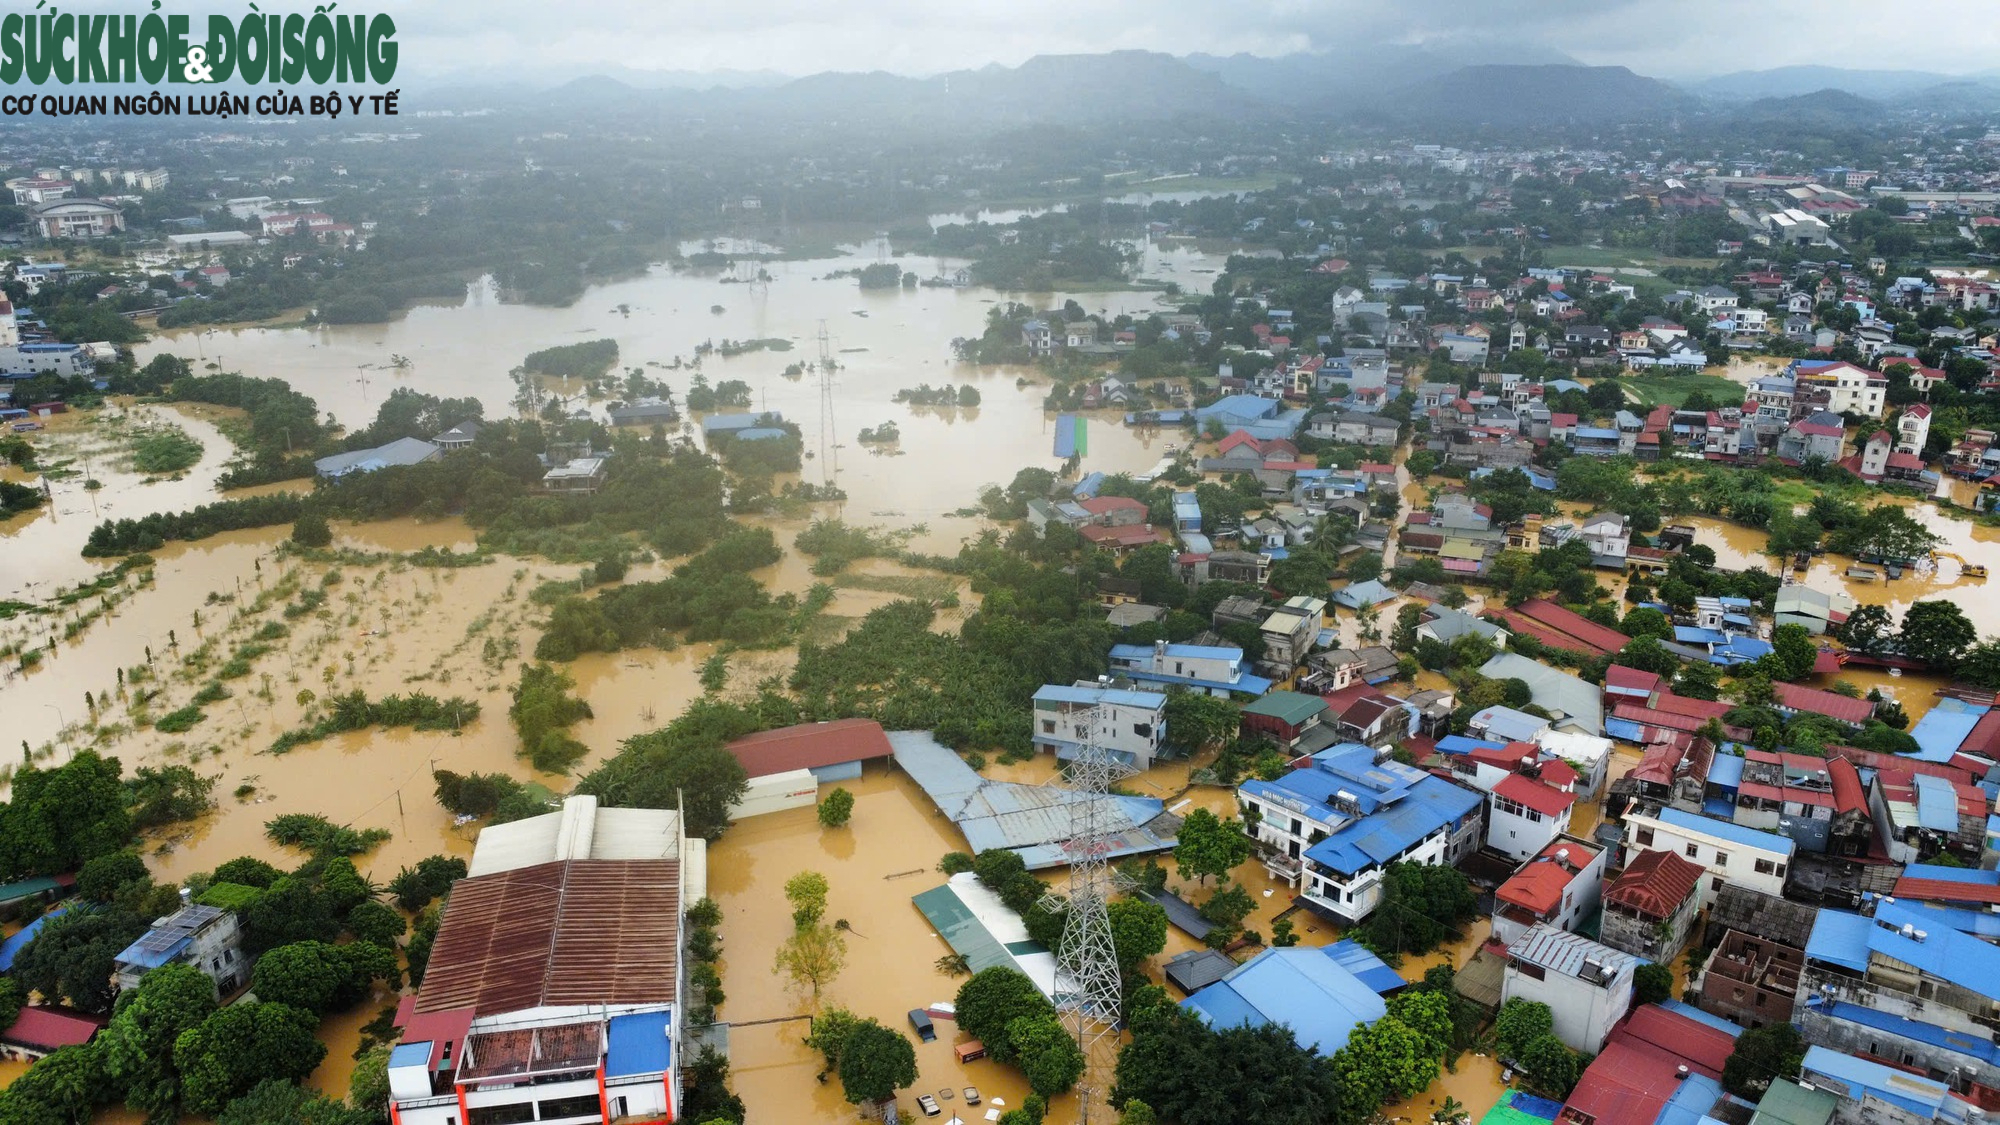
[
  {"xmin": 1196, "ymin": 395, "xmax": 1279, "ymax": 421},
  {"xmin": 1434, "ymin": 735, "xmax": 1507, "ymax": 756},
  {"xmin": 1072, "ymin": 472, "xmax": 1106, "ymax": 498},
  {"xmin": 1804, "ymin": 909, "xmax": 1873, "ymax": 972},
  {"xmin": 733, "ymin": 427, "xmax": 790, "ymax": 441},
  {"xmin": 1181, "ymin": 946, "xmax": 1387, "ymax": 1056},
  {"xmin": 1110, "ymin": 643, "xmax": 1242, "ymax": 663},
  {"xmin": 702, "ymin": 411, "xmax": 783, "ymax": 433},
  {"xmin": 1305, "ymin": 775, "xmax": 1482, "ymax": 876},
  {"xmin": 1801, "ymin": 1046, "xmax": 1946, "ymax": 1116},
  {"xmin": 1913, "ymin": 773, "xmax": 1960, "ymax": 831},
  {"xmin": 1323, "ymin": 940, "xmax": 1405, "ymax": 994},
  {"xmin": 1706, "ymin": 754, "xmax": 1745, "ymax": 788},
  {"xmin": 0, "ymin": 904, "xmax": 71, "ymax": 972},
  {"xmin": 605, "ymin": 1010, "xmax": 673, "ymax": 1078},
  {"xmin": 1574, "ymin": 426, "xmax": 1619, "ymax": 440},
  {"xmin": 1657, "ymin": 1000, "xmax": 1744, "ymax": 1040},
  {"xmin": 1179, "ymin": 532, "xmax": 1213, "ymax": 554},
  {"xmin": 1809, "ymin": 994, "xmax": 2000, "ymax": 1065},
  {"xmin": 1034, "ymin": 684, "xmax": 1165, "ymax": 709},
  {"xmin": 1909, "ymin": 709, "xmax": 1980, "ymax": 762},
  {"xmin": 1656, "ymin": 1074, "xmax": 1725, "ymax": 1125},
  {"xmin": 1900, "ymin": 863, "xmax": 1997, "ymax": 886},
  {"xmin": 1870, "ymin": 901, "xmax": 2000, "ymax": 998},
  {"xmin": 1656, "ymin": 808, "xmax": 1795, "ymax": 856},
  {"xmin": 1673, "ymin": 626, "xmax": 1729, "ymax": 646}
]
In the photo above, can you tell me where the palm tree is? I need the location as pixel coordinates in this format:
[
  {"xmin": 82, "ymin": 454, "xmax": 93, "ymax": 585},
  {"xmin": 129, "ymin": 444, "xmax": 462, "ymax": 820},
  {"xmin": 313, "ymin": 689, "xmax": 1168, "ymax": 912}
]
[{"xmin": 1433, "ymin": 1096, "xmax": 1467, "ymax": 1124}]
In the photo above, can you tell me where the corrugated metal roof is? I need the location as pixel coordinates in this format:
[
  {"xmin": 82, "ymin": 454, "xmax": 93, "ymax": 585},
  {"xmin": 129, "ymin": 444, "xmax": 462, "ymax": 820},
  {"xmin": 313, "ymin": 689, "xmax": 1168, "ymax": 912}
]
[
  {"xmin": 1801, "ymin": 1046, "xmax": 1947, "ymax": 1116},
  {"xmin": 1034, "ymin": 684, "xmax": 1166, "ymax": 710},
  {"xmin": 1241, "ymin": 690, "xmax": 1330, "ymax": 726},
  {"xmin": 1507, "ymin": 924, "xmax": 1638, "ymax": 980},
  {"xmin": 413, "ymin": 859, "xmax": 681, "ymax": 1016},
  {"xmin": 1656, "ymin": 807, "xmax": 1796, "ymax": 856},
  {"xmin": 1804, "ymin": 909, "xmax": 1873, "ymax": 971},
  {"xmin": 1181, "ymin": 946, "xmax": 1387, "ymax": 1056},
  {"xmin": 468, "ymin": 796, "xmax": 684, "ymax": 878},
  {"xmin": 1912, "ymin": 773, "xmax": 1962, "ymax": 831},
  {"xmin": 724, "ymin": 718, "xmax": 894, "ymax": 778}
]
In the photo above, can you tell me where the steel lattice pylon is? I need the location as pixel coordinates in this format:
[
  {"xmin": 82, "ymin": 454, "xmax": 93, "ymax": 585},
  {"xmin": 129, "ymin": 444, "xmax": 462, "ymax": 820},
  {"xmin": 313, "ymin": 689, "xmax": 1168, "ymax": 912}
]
[
  {"xmin": 1046, "ymin": 705, "xmax": 1136, "ymax": 1123},
  {"xmin": 816, "ymin": 319, "xmax": 839, "ymax": 495}
]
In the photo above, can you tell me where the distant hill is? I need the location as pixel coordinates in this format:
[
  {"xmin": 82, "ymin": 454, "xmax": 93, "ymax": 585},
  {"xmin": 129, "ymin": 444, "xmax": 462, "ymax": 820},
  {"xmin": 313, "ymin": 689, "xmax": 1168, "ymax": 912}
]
[
  {"xmin": 1185, "ymin": 42, "xmax": 1582, "ymax": 108},
  {"xmin": 1373, "ymin": 64, "xmax": 1697, "ymax": 126},
  {"xmin": 1690, "ymin": 65, "xmax": 1968, "ymax": 101},
  {"xmin": 1727, "ymin": 88, "xmax": 1882, "ymax": 126}
]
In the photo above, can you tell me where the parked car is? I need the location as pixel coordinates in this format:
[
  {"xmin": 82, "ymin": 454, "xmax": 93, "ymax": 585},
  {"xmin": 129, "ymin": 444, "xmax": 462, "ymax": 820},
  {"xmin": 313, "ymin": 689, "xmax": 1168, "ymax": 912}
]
[{"xmin": 917, "ymin": 1094, "xmax": 941, "ymax": 1117}]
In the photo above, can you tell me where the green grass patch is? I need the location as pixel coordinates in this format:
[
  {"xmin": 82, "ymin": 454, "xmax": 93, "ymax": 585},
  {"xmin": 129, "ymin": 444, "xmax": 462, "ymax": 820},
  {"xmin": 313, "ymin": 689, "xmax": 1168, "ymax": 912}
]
[
  {"xmin": 154, "ymin": 705, "xmax": 205, "ymax": 733},
  {"xmin": 1620, "ymin": 373, "xmax": 1747, "ymax": 408},
  {"xmin": 130, "ymin": 427, "xmax": 204, "ymax": 474}
]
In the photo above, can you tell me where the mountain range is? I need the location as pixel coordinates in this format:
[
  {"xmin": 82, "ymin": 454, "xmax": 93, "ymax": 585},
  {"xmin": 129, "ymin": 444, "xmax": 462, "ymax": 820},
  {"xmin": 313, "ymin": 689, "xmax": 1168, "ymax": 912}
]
[{"xmin": 420, "ymin": 50, "xmax": 2000, "ymax": 131}]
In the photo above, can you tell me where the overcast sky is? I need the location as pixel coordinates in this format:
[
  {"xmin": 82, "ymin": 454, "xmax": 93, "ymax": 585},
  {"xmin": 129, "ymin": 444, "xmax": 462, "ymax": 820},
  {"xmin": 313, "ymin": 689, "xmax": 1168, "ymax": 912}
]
[{"xmin": 378, "ymin": 0, "xmax": 1995, "ymax": 83}]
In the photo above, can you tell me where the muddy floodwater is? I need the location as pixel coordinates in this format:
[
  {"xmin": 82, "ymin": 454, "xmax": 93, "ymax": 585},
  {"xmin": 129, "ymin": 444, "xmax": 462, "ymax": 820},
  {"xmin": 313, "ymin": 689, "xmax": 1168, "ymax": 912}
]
[{"xmin": 0, "ymin": 230, "xmax": 1985, "ymax": 1118}]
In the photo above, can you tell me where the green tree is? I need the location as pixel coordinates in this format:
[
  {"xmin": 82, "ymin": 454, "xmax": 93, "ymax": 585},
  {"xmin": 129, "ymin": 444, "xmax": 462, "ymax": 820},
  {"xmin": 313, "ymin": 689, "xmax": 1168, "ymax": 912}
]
[
  {"xmin": 1722, "ymin": 1022, "xmax": 1806, "ymax": 1098},
  {"xmin": 13, "ymin": 907, "xmax": 149, "ymax": 1014},
  {"xmin": 1518, "ymin": 1034, "xmax": 1581, "ymax": 1097},
  {"xmin": 76, "ymin": 851, "xmax": 150, "ymax": 903},
  {"xmin": 0, "ymin": 1042, "xmax": 107, "ymax": 1123},
  {"xmin": 805, "ymin": 1006, "xmax": 864, "ymax": 1069},
  {"xmin": 1336, "ymin": 1014, "xmax": 1439, "ymax": 1103},
  {"xmin": 250, "ymin": 940, "xmax": 398, "ymax": 1016},
  {"xmin": 1163, "ymin": 691, "xmax": 1239, "ymax": 752},
  {"xmin": 817, "ymin": 787, "xmax": 855, "ymax": 829},
  {"xmin": 773, "ymin": 923, "xmax": 846, "ymax": 1007},
  {"xmin": 290, "ymin": 511, "xmax": 332, "ymax": 548},
  {"xmin": 100, "ymin": 962, "xmax": 218, "ymax": 1121},
  {"xmin": 348, "ymin": 1043, "xmax": 392, "ymax": 1125},
  {"xmin": 1198, "ymin": 882, "xmax": 1256, "ymax": 929},
  {"xmin": 836, "ymin": 1020, "xmax": 918, "ymax": 1107},
  {"xmin": 1385, "ymin": 989, "xmax": 1453, "ymax": 1053},
  {"xmin": 173, "ymin": 1002, "xmax": 327, "ymax": 1116},
  {"xmin": 1673, "ymin": 661, "xmax": 1722, "ymax": 701},
  {"xmin": 1634, "ymin": 962, "xmax": 1674, "ymax": 1006},
  {"xmin": 1494, "ymin": 997, "xmax": 1554, "ymax": 1058},
  {"xmin": 1113, "ymin": 1012, "xmax": 1341, "ymax": 1125},
  {"xmin": 1107, "ymin": 899, "xmax": 1169, "ymax": 973},
  {"xmin": 784, "ymin": 871, "xmax": 830, "ymax": 928},
  {"xmin": 1010, "ymin": 1014, "xmax": 1087, "ymax": 1097},
  {"xmin": 1769, "ymin": 623, "xmax": 1820, "ymax": 681},
  {"xmin": 1899, "ymin": 601, "xmax": 1976, "ymax": 668},
  {"xmin": 1835, "ymin": 603, "xmax": 1895, "ymax": 654},
  {"xmin": 956, "ymin": 967, "xmax": 1056, "ymax": 1065},
  {"xmin": 1173, "ymin": 809, "xmax": 1252, "ymax": 886},
  {"xmin": 574, "ymin": 733, "xmax": 747, "ymax": 841},
  {"xmin": 216, "ymin": 1079, "xmax": 371, "ymax": 1125}
]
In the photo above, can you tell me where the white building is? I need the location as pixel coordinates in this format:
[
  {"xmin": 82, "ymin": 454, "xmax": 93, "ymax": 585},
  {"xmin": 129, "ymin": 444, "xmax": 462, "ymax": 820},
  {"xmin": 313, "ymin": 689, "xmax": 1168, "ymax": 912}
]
[
  {"xmin": 1620, "ymin": 806, "xmax": 1794, "ymax": 908},
  {"xmin": 1031, "ymin": 683, "xmax": 1168, "ymax": 770},
  {"xmin": 112, "ymin": 897, "xmax": 246, "ymax": 999},
  {"xmin": 1491, "ymin": 837, "xmax": 1607, "ymax": 947},
  {"xmin": 1896, "ymin": 404, "xmax": 1932, "ymax": 457},
  {"xmin": 1259, "ymin": 595, "xmax": 1327, "ymax": 669},
  {"xmin": 1537, "ymin": 729, "xmax": 1615, "ymax": 796},
  {"xmin": 1238, "ymin": 743, "xmax": 1483, "ymax": 922},
  {"xmin": 1488, "ymin": 772, "xmax": 1577, "ymax": 863},
  {"xmin": 386, "ymin": 796, "xmax": 706, "ymax": 1125},
  {"xmin": 1106, "ymin": 641, "xmax": 1274, "ymax": 698},
  {"xmin": 1501, "ymin": 925, "xmax": 1639, "ymax": 1053}
]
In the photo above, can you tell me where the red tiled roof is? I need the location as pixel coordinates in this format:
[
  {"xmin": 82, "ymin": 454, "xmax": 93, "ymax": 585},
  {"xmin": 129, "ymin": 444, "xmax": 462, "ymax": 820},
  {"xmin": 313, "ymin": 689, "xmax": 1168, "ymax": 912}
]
[
  {"xmin": 1604, "ymin": 665, "xmax": 1662, "ymax": 696},
  {"xmin": 1607, "ymin": 849, "xmax": 1703, "ymax": 918},
  {"xmin": 1515, "ymin": 598, "xmax": 1629, "ymax": 656},
  {"xmin": 1494, "ymin": 773, "xmax": 1576, "ymax": 817},
  {"xmin": 0, "ymin": 1006, "xmax": 103, "ymax": 1052},
  {"xmin": 1893, "ymin": 876, "xmax": 2000, "ymax": 905},
  {"xmin": 725, "ymin": 718, "xmax": 893, "ymax": 778},
  {"xmin": 1772, "ymin": 682, "xmax": 1874, "ymax": 725},
  {"xmin": 1496, "ymin": 839, "xmax": 1601, "ymax": 915},
  {"xmin": 1078, "ymin": 495, "xmax": 1147, "ymax": 516},
  {"xmin": 1828, "ymin": 756, "xmax": 1867, "ymax": 815},
  {"xmin": 1563, "ymin": 1006, "xmax": 1733, "ymax": 1125}
]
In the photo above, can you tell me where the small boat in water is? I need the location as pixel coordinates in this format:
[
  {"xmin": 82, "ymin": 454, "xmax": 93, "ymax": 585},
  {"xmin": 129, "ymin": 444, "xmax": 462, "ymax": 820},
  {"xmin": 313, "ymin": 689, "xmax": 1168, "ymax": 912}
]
[{"xmin": 1847, "ymin": 565, "xmax": 1879, "ymax": 582}]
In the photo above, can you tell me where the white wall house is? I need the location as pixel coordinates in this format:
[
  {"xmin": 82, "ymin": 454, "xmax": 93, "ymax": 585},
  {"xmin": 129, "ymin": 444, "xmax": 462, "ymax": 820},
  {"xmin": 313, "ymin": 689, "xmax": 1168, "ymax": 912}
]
[
  {"xmin": 1487, "ymin": 773, "xmax": 1577, "ymax": 863},
  {"xmin": 1031, "ymin": 683, "xmax": 1168, "ymax": 770},
  {"xmin": 1501, "ymin": 925, "xmax": 1640, "ymax": 1053},
  {"xmin": 1620, "ymin": 806, "xmax": 1794, "ymax": 908},
  {"xmin": 1107, "ymin": 641, "xmax": 1274, "ymax": 698},
  {"xmin": 1491, "ymin": 837, "xmax": 1607, "ymax": 947}
]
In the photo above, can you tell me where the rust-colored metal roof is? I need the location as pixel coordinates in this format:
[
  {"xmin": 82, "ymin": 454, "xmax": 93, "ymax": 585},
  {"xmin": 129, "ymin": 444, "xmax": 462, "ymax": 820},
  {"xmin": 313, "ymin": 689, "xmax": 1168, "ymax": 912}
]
[
  {"xmin": 724, "ymin": 718, "xmax": 893, "ymax": 778},
  {"xmin": 414, "ymin": 859, "xmax": 681, "ymax": 1016},
  {"xmin": 1606, "ymin": 849, "xmax": 1703, "ymax": 920}
]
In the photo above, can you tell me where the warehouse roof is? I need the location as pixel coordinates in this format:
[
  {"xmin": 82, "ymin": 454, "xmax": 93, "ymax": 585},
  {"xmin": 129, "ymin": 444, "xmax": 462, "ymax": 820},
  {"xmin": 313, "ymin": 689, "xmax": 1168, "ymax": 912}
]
[
  {"xmin": 723, "ymin": 718, "xmax": 894, "ymax": 778},
  {"xmin": 1182, "ymin": 945, "xmax": 1389, "ymax": 1056}
]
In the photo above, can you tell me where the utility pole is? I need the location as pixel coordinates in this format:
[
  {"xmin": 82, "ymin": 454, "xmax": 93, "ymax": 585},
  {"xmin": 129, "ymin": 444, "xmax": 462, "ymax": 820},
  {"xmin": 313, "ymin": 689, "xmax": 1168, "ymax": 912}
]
[
  {"xmin": 816, "ymin": 320, "xmax": 840, "ymax": 498},
  {"xmin": 1044, "ymin": 706, "xmax": 1133, "ymax": 1125}
]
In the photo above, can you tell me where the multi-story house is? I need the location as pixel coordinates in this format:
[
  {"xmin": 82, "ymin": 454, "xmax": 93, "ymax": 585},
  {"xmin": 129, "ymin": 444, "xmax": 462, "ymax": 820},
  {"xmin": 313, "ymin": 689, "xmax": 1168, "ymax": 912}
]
[
  {"xmin": 1259, "ymin": 596, "xmax": 1327, "ymax": 669},
  {"xmin": 1238, "ymin": 743, "xmax": 1482, "ymax": 921},
  {"xmin": 1599, "ymin": 849, "xmax": 1705, "ymax": 963},
  {"xmin": 1793, "ymin": 361, "xmax": 1888, "ymax": 419},
  {"xmin": 1030, "ymin": 682, "xmax": 1168, "ymax": 770},
  {"xmin": 1491, "ymin": 837, "xmax": 1607, "ymax": 947},
  {"xmin": 1501, "ymin": 925, "xmax": 1639, "ymax": 1053},
  {"xmin": 1621, "ymin": 806, "xmax": 1795, "ymax": 907},
  {"xmin": 112, "ymin": 895, "xmax": 246, "ymax": 999},
  {"xmin": 1897, "ymin": 404, "xmax": 1933, "ymax": 457},
  {"xmin": 1106, "ymin": 641, "xmax": 1274, "ymax": 699},
  {"xmin": 1700, "ymin": 927, "xmax": 1803, "ymax": 1031},
  {"xmin": 385, "ymin": 796, "xmax": 702, "ymax": 1125}
]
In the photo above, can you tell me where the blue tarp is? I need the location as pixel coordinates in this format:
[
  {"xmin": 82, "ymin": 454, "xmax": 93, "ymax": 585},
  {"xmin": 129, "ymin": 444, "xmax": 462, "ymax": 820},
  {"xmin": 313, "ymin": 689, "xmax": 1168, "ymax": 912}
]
[{"xmin": 605, "ymin": 1010, "xmax": 673, "ymax": 1078}]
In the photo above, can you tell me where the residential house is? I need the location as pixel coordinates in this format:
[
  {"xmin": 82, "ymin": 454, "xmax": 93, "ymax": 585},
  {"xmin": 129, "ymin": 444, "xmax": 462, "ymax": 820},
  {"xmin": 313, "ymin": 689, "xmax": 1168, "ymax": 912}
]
[
  {"xmin": 1241, "ymin": 690, "xmax": 1333, "ymax": 751},
  {"xmin": 1559, "ymin": 1003, "xmax": 1742, "ymax": 1125},
  {"xmin": 1621, "ymin": 806, "xmax": 1795, "ymax": 906},
  {"xmin": 1797, "ymin": 1046, "xmax": 1961, "ymax": 1125},
  {"xmin": 1260, "ymin": 596, "xmax": 1328, "ymax": 670},
  {"xmin": 1107, "ymin": 641, "xmax": 1274, "ymax": 699},
  {"xmin": 1491, "ymin": 837, "xmax": 1608, "ymax": 947},
  {"xmin": 1599, "ymin": 849, "xmax": 1705, "ymax": 963},
  {"xmin": 1021, "ymin": 320, "xmax": 1053, "ymax": 356},
  {"xmin": 1897, "ymin": 403, "xmax": 1933, "ymax": 457},
  {"xmin": 1417, "ymin": 606, "xmax": 1510, "ymax": 648},
  {"xmin": 313, "ymin": 436, "xmax": 442, "ymax": 479},
  {"xmin": 385, "ymin": 796, "xmax": 701, "ymax": 1125},
  {"xmin": 1779, "ymin": 411, "xmax": 1847, "ymax": 463},
  {"xmin": 1180, "ymin": 943, "xmax": 1400, "ymax": 1057},
  {"xmin": 1330, "ymin": 692, "xmax": 1414, "ymax": 750},
  {"xmin": 1793, "ymin": 361, "xmax": 1888, "ymax": 419},
  {"xmin": 113, "ymin": 897, "xmax": 246, "ymax": 999},
  {"xmin": 1501, "ymin": 926, "xmax": 1640, "ymax": 1053},
  {"xmin": 1579, "ymin": 513, "xmax": 1631, "ymax": 569},
  {"xmin": 432, "ymin": 420, "xmax": 482, "ymax": 451},
  {"xmin": 1031, "ymin": 683, "xmax": 1168, "ymax": 770},
  {"xmin": 1238, "ymin": 743, "xmax": 1483, "ymax": 921},
  {"xmin": 1479, "ymin": 653, "xmax": 1605, "ymax": 736}
]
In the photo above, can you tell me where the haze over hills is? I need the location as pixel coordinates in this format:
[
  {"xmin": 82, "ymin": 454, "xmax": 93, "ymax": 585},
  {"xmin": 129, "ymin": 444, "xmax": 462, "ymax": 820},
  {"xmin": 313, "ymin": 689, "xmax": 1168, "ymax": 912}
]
[{"xmin": 421, "ymin": 49, "xmax": 2000, "ymax": 131}]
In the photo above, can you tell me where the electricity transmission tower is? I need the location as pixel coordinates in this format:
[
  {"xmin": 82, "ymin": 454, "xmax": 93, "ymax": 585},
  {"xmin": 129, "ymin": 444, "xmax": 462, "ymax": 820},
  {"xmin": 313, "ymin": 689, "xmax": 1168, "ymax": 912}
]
[
  {"xmin": 815, "ymin": 320, "xmax": 840, "ymax": 495},
  {"xmin": 1045, "ymin": 706, "xmax": 1136, "ymax": 1123}
]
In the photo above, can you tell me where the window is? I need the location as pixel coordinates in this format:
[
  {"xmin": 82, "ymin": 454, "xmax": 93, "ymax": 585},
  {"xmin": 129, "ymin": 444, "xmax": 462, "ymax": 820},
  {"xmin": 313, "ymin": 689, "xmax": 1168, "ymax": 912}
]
[
  {"xmin": 1515, "ymin": 962, "xmax": 1546, "ymax": 981},
  {"xmin": 468, "ymin": 1105, "xmax": 535, "ymax": 1125},
  {"xmin": 1133, "ymin": 722, "xmax": 1152, "ymax": 738},
  {"xmin": 1635, "ymin": 827, "xmax": 1654, "ymax": 846},
  {"xmin": 1042, "ymin": 720, "xmax": 1056, "ymax": 735},
  {"xmin": 1685, "ymin": 843, "xmax": 1699, "ymax": 859},
  {"xmin": 1712, "ymin": 877, "xmax": 1724, "ymax": 892},
  {"xmin": 1754, "ymin": 858, "xmax": 1775, "ymax": 875},
  {"xmin": 1715, "ymin": 851, "xmax": 1729, "ymax": 867},
  {"xmin": 539, "ymin": 1095, "xmax": 603, "ymax": 1120}
]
